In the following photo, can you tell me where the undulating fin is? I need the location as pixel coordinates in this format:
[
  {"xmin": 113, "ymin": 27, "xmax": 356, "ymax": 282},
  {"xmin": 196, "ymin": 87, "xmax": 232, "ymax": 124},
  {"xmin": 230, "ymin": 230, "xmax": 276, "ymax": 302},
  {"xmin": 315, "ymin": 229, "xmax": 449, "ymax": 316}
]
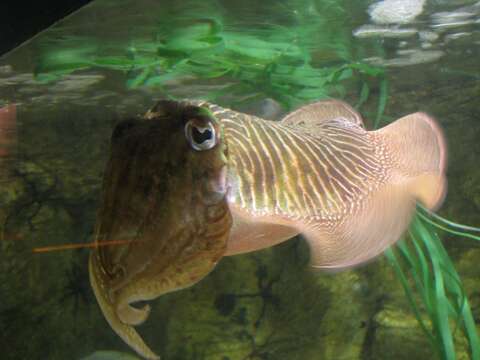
[
  {"xmin": 303, "ymin": 181, "xmax": 416, "ymax": 270},
  {"xmin": 300, "ymin": 112, "xmax": 447, "ymax": 270},
  {"xmin": 89, "ymin": 253, "xmax": 160, "ymax": 360},
  {"xmin": 281, "ymin": 99, "xmax": 364, "ymax": 130},
  {"xmin": 374, "ymin": 112, "xmax": 447, "ymax": 211}
]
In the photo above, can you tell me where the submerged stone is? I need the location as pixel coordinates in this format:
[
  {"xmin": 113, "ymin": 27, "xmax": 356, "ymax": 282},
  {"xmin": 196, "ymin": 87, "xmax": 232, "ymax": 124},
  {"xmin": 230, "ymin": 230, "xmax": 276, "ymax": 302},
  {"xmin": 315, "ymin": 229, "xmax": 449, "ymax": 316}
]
[
  {"xmin": 431, "ymin": 18, "xmax": 477, "ymax": 30},
  {"xmin": 368, "ymin": 0, "xmax": 426, "ymax": 25},
  {"xmin": 445, "ymin": 32, "xmax": 472, "ymax": 42},
  {"xmin": 418, "ymin": 30, "xmax": 440, "ymax": 42},
  {"xmin": 365, "ymin": 49, "xmax": 444, "ymax": 67},
  {"xmin": 353, "ymin": 25, "xmax": 418, "ymax": 38}
]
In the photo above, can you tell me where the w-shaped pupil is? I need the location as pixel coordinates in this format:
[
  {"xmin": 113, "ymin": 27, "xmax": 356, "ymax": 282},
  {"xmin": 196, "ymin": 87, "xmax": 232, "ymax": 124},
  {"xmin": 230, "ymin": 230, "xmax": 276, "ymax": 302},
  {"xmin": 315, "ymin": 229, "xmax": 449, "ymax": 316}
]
[{"xmin": 192, "ymin": 126, "xmax": 212, "ymax": 144}]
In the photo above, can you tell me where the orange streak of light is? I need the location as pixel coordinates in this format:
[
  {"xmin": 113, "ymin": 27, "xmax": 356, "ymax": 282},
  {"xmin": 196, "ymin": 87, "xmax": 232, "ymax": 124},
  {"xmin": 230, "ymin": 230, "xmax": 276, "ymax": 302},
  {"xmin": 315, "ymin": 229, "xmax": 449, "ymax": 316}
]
[{"xmin": 32, "ymin": 239, "xmax": 136, "ymax": 254}]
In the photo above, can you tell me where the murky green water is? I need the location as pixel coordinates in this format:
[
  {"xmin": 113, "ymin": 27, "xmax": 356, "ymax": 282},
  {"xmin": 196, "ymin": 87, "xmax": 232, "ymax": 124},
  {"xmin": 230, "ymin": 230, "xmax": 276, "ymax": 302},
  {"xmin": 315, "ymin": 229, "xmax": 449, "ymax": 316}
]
[{"xmin": 0, "ymin": 0, "xmax": 479, "ymax": 359}]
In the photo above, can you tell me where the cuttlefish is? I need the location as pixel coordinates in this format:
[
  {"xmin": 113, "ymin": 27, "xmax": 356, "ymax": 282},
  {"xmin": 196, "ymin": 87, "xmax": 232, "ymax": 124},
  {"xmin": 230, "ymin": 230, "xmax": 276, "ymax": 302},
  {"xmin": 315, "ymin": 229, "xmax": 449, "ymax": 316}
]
[{"xmin": 89, "ymin": 99, "xmax": 447, "ymax": 359}]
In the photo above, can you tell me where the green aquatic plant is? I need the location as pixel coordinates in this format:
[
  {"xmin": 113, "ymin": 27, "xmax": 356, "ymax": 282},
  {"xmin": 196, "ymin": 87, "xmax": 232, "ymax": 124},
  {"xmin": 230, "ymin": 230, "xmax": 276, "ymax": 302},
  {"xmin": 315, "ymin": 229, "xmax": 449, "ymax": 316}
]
[
  {"xmin": 370, "ymin": 74, "xmax": 479, "ymax": 360},
  {"xmin": 371, "ymin": 74, "xmax": 480, "ymax": 359},
  {"xmin": 385, "ymin": 212, "xmax": 480, "ymax": 360},
  {"xmin": 34, "ymin": 0, "xmax": 386, "ymax": 110}
]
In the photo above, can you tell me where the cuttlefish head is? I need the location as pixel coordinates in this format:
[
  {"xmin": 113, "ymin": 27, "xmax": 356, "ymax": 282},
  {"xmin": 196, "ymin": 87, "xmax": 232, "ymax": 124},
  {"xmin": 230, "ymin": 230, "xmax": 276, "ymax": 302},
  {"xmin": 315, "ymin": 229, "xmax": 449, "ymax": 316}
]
[{"xmin": 89, "ymin": 100, "xmax": 232, "ymax": 359}]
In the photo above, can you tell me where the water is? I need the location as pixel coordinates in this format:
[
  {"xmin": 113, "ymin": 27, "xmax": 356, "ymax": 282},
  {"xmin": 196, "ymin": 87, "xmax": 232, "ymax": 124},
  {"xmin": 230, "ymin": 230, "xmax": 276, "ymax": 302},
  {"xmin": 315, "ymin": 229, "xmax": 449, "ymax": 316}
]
[{"xmin": 0, "ymin": 0, "xmax": 479, "ymax": 359}]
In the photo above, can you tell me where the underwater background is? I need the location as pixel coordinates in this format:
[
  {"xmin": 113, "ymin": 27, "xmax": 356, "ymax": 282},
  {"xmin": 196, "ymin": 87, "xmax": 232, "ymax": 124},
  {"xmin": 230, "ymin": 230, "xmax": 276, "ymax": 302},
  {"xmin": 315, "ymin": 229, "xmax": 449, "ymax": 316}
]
[{"xmin": 0, "ymin": 0, "xmax": 479, "ymax": 359}]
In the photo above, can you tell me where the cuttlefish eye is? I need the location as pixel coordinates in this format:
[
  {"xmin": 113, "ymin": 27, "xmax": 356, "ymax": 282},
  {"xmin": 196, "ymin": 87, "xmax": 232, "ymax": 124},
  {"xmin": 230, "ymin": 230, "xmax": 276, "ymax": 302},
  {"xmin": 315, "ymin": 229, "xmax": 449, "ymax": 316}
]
[{"xmin": 184, "ymin": 119, "xmax": 217, "ymax": 151}]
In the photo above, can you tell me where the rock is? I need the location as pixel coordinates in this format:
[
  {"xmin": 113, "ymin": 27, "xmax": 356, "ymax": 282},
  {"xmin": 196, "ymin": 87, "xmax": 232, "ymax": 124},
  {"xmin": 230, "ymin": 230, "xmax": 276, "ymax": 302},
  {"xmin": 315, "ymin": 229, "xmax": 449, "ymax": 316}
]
[
  {"xmin": 431, "ymin": 18, "xmax": 477, "ymax": 30},
  {"xmin": 365, "ymin": 49, "xmax": 445, "ymax": 67},
  {"xmin": 368, "ymin": 0, "xmax": 426, "ymax": 25},
  {"xmin": 418, "ymin": 30, "xmax": 440, "ymax": 42},
  {"xmin": 353, "ymin": 25, "xmax": 418, "ymax": 39},
  {"xmin": 368, "ymin": 308, "xmax": 435, "ymax": 359},
  {"xmin": 235, "ymin": 98, "xmax": 285, "ymax": 120},
  {"xmin": 444, "ymin": 32, "xmax": 472, "ymax": 43},
  {"xmin": 310, "ymin": 270, "xmax": 370, "ymax": 359}
]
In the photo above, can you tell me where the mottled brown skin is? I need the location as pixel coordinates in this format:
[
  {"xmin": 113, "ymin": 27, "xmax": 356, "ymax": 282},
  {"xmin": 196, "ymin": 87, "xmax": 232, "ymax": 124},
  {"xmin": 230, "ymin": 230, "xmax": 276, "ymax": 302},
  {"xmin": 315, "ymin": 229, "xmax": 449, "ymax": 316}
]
[
  {"xmin": 89, "ymin": 100, "xmax": 231, "ymax": 359},
  {"xmin": 89, "ymin": 99, "xmax": 446, "ymax": 359}
]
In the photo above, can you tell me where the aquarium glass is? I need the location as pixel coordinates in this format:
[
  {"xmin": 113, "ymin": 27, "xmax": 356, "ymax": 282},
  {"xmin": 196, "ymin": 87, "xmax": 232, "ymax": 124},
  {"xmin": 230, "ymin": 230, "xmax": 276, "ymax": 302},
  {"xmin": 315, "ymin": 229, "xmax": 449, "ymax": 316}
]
[{"xmin": 0, "ymin": 0, "xmax": 479, "ymax": 359}]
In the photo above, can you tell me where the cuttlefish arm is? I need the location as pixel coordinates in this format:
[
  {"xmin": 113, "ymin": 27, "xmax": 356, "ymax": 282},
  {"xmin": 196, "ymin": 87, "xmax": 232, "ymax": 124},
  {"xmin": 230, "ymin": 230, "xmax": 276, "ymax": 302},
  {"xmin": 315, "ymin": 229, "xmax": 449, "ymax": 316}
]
[
  {"xmin": 89, "ymin": 253, "xmax": 159, "ymax": 359},
  {"xmin": 220, "ymin": 99, "xmax": 446, "ymax": 269}
]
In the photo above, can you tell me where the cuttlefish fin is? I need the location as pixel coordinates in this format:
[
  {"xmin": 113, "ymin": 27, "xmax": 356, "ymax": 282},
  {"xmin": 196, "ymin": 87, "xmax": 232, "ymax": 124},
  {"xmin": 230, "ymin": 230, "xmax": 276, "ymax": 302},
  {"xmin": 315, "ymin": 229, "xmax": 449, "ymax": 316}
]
[
  {"xmin": 89, "ymin": 253, "xmax": 160, "ymax": 360},
  {"xmin": 281, "ymin": 99, "xmax": 364, "ymax": 129},
  {"xmin": 299, "ymin": 112, "xmax": 446, "ymax": 270},
  {"xmin": 375, "ymin": 112, "xmax": 447, "ymax": 210},
  {"xmin": 303, "ymin": 182, "xmax": 415, "ymax": 270}
]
